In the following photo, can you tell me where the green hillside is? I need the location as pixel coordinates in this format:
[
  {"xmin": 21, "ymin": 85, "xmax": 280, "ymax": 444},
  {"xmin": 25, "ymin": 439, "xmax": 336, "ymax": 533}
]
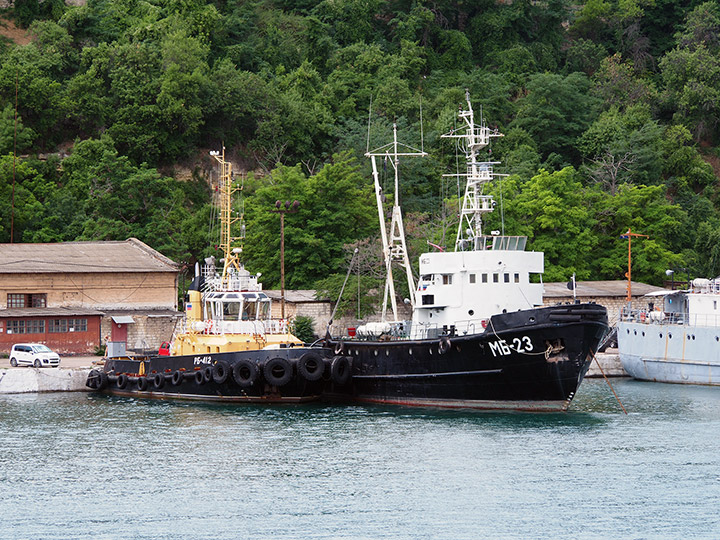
[{"xmin": 2, "ymin": 0, "xmax": 720, "ymax": 299}]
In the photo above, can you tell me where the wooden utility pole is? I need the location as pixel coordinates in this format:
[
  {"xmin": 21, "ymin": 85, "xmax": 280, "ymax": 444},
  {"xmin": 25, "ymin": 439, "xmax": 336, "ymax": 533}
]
[{"xmin": 271, "ymin": 200, "xmax": 299, "ymax": 320}]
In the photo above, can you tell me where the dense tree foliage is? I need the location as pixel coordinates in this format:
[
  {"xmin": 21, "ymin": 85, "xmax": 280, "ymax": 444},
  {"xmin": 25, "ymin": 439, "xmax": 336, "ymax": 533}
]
[{"xmin": 2, "ymin": 0, "xmax": 720, "ymax": 305}]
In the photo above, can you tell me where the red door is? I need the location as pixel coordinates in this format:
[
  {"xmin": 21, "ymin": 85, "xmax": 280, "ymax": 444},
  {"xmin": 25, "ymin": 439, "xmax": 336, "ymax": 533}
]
[{"xmin": 111, "ymin": 321, "xmax": 128, "ymax": 343}]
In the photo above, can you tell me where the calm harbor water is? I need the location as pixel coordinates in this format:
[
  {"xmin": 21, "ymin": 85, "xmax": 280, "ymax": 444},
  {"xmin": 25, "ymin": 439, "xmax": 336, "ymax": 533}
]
[{"xmin": 1, "ymin": 379, "xmax": 719, "ymax": 540}]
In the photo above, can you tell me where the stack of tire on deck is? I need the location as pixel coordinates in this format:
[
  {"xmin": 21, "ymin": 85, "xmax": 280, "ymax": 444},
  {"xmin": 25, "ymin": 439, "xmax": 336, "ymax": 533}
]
[{"xmin": 86, "ymin": 352, "xmax": 352, "ymax": 392}]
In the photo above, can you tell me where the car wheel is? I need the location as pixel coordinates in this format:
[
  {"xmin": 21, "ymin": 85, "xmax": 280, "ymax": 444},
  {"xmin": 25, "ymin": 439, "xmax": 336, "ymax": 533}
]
[
  {"xmin": 10, "ymin": 357, "xmax": 17, "ymax": 367},
  {"xmin": 34, "ymin": 359, "xmax": 42, "ymax": 368}
]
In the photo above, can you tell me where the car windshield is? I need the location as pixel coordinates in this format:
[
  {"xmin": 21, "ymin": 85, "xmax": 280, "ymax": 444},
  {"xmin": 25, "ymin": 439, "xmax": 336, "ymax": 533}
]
[{"xmin": 32, "ymin": 345, "xmax": 52, "ymax": 352}]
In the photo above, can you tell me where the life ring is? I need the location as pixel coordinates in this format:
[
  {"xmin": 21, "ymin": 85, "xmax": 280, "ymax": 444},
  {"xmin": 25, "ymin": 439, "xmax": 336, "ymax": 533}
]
[
  {"xmin": 153, "ymin": 373, "xmax": 165, "ymax": 390},
  {"xmin": 297, "ymin": 352, "xmax": 325, "ymax": 382},
  {"xmin": 212, "ymin": 361, "xmax": 230, "ymax": 384},
  {"xmin": 263, "ymin": 357, "xmax": 293, "ymax": 387},
  {"xmin": 203, "ymin": 366, "xmax": 213, "ymax": 383},
  {"xmin": 232, "ymin": 359, "xmax": 259, "ymax": 388},
  {"xmin": 116, "ymin": 373, "xmax": 128, "ymax": 389},
  {"xmin": 205, "ymin": 320, "xmax": 214, "ymax": 334},
  {"xmin": 194, "ymin": 370, "xmax": 205, "ymax": 384},
  {"xmin": 438, "ymin": 336, "xmax": 451, "ymax": 355},
  {"xmin": 639, "ymin": 312, "xmax": 646, "ymax": 322},
  {"xmin": 137, "ymin": 376, "xmax": 149, "ymax": 391},
  {"xmin": 331, "ymin": 356, "xmax": 351, "ymax": 386},
  {"xmin": 334, "ymin": 341, "xmax": 345, "ymax": 355},
  {"xmin": 171, "ymin": 370, "xmax": 184, "ymax": 386}
]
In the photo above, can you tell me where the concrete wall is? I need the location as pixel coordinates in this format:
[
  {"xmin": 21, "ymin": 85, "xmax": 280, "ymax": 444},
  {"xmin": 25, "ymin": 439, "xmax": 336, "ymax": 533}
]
[
  {"xmin": 100, "ymin": 312, "xmax": 183, "ymax": 354},
  {"xmin": 0, "ymin": 271, "xmax": 177, "ymax": 311}
]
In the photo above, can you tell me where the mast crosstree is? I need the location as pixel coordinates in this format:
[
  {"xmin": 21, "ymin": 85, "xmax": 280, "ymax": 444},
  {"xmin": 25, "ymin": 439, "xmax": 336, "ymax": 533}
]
[
  {"xmin": 366, "ymin": 124, "xmax": 427, "ymax": 322},
  {"xmin": 441, "ymin": 90, "xmax": 504, "ymax": 252}
]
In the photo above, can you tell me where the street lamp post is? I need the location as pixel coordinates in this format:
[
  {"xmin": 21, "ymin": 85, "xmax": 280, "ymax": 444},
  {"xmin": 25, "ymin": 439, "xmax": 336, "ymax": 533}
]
[{"xmin": 271, "ymin": 200, "xmax": 299, "ymax": 320}]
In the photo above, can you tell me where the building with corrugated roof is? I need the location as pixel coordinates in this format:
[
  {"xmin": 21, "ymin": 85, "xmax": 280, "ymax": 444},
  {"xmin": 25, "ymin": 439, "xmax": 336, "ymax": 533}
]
[{"xmin": 0, "ymin": 239, "xmax": 181, "ymax": 355}]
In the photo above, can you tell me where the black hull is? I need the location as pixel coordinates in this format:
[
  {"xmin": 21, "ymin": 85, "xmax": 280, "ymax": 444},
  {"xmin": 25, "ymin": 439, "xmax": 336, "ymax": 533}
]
[
  {"xmin": 87, "ymin": 348, "xmax": 334, "ymax": 403},
  {"xmin": 88, "ymin": 303, "xmax": 608, "ymax": 411},
  {"xmin": 325, "ymin": 303, "xmax": 608, "ymax": 412}
]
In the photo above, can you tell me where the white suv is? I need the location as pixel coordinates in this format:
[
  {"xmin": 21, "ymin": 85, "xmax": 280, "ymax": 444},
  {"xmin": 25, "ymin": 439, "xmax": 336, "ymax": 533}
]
[{"xmin": 9, "ymin": 343, "xmax": 61, "ymax": 368}]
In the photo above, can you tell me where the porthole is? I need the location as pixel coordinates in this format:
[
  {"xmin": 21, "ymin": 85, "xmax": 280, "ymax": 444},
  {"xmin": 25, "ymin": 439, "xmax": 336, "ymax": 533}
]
[
  {"xmin": 642, "ymin": 332, "xmax": 645, "ymax": 337},
  {"xmin": 692, "ymin": 335, "xmax": 696, "ymax": 340},
  {"xmin": 687, "ymin": 335, "xmax": 691, "ymax": 341},
  {"xmin": 669, "ymin": 333, "xmax": 672, "ymax": 339},
  {"xmin": 716, "ymin": 337, "xmax": 719, "ymax": 342},
  {"xmin": 634, "ymin": 330, "xmax": 637, "ymax": 335},
  {"xmin": 627, "ymin": 329, "xmax": 630, "ymax": 334},
  {"xmin": 469, "ymin": 310, "xmax": 474, "ymax": 316},
  {"xmin": 659, "ymin": 333, "xmax": 663, "ymax": 338}
]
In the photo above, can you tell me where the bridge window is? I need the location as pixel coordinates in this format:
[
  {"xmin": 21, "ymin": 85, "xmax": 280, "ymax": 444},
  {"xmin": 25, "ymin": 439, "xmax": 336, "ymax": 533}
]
[{"xmin": 469, "ymin": 274, "xmax": 476, "ymax": 284}]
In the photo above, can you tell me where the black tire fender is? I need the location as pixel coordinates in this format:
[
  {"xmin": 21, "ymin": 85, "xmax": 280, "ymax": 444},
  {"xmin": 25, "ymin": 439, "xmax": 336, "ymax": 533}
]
[
  {"xmin": 171, "ymin": 370, "xmax": 184, "ymax": 386},
  {"xmin": 297, "ymin": 352, "xmax": 325, "ymax": 382},
  {"xmin": 116, "ymin": 373, "xmax": 128, "ymax": 389},
  {"xmin": 86, "ymin": 369, "xmax": 100, "ymax": 389},
  {"xmin": 331, "ymin": 356, "xmax": 351, "ymax": 386},
  {"xmin": 203, "ymin": 366, "xmax": 213, "ymax": 383},
  {"xmin": 137, "ymin": 376, "xmax": 149, "ymax": 391},
  {"xmin": 194, "ymin": 370, "xmax": 205, "ymax": 384},
  {"xmin": 263, "ymin": 357, "xmax": 293, "ymax": 387},
  {"xmin": 438, "ymin": 336, "xmax": 451, "ymax": 355},
  {"xmin": 232, "ymin": 359, "xmax": 259, "ymax": 388},
  {"xmin": 97, "ymin": 371, "xmax": 109, "ymax": 390},
  {"xmin": 153, "ymin": 372, "xmax": 165, "ymax": 390},
  {"xmin": 212, "ymin": 361, "xmax": 230, "ymax": 384}
]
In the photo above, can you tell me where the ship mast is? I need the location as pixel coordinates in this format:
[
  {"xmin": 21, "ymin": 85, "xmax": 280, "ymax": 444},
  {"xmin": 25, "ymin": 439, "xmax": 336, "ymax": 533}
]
[
  {"xmin": 210, "ymin": 148, "xmax": 244, "ymax": 286},
  {"xmin": 366, "ymin": 124, "xmax": 427, "ymax": 321},
  {"xmin": 442, "ymin": 90, "xmax": 503, "ymax": 251}
]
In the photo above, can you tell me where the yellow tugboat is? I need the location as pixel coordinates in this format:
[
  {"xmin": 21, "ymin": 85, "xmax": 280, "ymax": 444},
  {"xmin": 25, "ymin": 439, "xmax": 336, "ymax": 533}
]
[
  {"xmin": 86, "ymin": 150, "xmax": 339, "ymax": 402},
  {"xmin": 171, "ymin": 148, "xmax": 302, "ymax": 356}
]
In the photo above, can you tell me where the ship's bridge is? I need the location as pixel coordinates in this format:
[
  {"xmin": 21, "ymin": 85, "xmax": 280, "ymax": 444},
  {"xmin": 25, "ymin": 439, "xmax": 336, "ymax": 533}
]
[
  {"xmin": 204, "ymin": 291, "xmax": 271, "ymax": 322},
  {"xmin": 411, "ymin": 241, "xmax": 544, "ymax": 338}
]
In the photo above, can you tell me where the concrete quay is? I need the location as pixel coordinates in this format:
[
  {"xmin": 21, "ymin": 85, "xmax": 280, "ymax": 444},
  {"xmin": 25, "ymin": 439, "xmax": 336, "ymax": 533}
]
[
  {"xmin": 0, "ymin": 356, "xmax": 99, "ymax": 394},
  {"xmin": 586, "ymin": 349, "xmax": 627, "ymax": 378}
]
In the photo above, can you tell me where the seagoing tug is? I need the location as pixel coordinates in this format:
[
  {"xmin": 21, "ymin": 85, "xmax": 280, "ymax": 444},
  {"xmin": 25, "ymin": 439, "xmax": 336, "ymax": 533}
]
[
  {"xmin": 86, "ymin": 149, "xmax": 340, "ymax": 402},
  {"xmin": 320, "ymin": 91, "xmax": 610, "ymax": 411}
]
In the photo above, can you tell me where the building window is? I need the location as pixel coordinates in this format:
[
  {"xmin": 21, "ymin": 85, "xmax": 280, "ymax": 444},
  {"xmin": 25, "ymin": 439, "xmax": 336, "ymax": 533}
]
[
  {"xmin": 27, "ymin": 320, "xmax": 45, "ymax": 334},
  {"xmin": 469, "ymin": 274, "xmax": 476, "ymax": 284},
  {"xmin": 7, "ymin": 320, "xmax": 25, "ymax": 334},
  {"xmin": 49, "ymin": 318, "xmax": 87, "ymax": 333},
  {"xmin": 514, "ymin": 273, "xmax": 520, "ymax": 283},
  {"xmin": 481, "ymin": 274, "xmax": 488, "ymax": 283},
  {"xmin": 7, "ymin": 294, "xmax": 25, "ymax": 308},
  {"xmin": 442, "ymin": 275, "xmax": 452, "ymax": 285},
  {"xmin": 493, "ymin": 274, "xmax": 499, "ymax": 283},
  {"xmin": 49, "ymin": 319, "xmax": 68, "ymax": 333},
  {"xmin": 69, "ymin": 319, "xmax": 87, "ymax": 332},
  {"xmin": 6, "ymin": 293, "xmax": 46, "ymax": 308},
  {"xmin": 504, "ymin": 273, "xmax": 510, "ymax": 283}
]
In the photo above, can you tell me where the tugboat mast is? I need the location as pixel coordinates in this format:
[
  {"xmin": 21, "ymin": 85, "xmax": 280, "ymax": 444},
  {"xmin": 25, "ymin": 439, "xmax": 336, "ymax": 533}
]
[
  {"xmin": 366, "ymin": 124, "xmax": 427, "ymax": 321},
  {"xmin": 210, "ymin": 148, "xmax": 245, "ymax": 286},
  {"xmin": 441, "ymin": 90, "xmax": 503, "ymax": 251}
]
